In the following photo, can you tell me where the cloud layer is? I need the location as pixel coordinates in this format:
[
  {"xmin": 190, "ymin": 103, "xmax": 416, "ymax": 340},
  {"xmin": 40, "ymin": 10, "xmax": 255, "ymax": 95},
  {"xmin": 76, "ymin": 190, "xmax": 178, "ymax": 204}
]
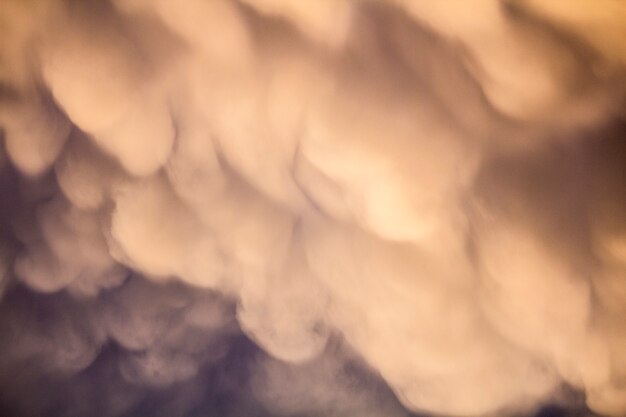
[{"xmin": 0, "ymin": 1, "xmax": 625, "ymax": 416}]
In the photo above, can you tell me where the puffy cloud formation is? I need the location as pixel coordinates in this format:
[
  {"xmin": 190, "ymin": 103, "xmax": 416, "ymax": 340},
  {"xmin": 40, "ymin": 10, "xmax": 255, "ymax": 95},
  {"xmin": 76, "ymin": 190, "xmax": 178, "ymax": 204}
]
[{"xmin": 0, "ymin": 0, "xmax": 625, "ymax": 416}]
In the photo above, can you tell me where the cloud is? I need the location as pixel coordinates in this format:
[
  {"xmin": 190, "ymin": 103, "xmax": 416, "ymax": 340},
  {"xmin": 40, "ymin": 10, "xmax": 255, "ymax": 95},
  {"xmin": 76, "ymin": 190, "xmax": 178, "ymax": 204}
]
[{"xmin": 0, "ymin": 1, "xmax": 625, "ymax": 416}]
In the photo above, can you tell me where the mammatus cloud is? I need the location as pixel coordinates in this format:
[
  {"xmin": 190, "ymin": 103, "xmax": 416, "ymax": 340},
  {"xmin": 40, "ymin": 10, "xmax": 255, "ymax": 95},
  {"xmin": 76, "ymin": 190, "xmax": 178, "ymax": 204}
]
[{"xmin": 0, "ymin": 0, "xmax": 625, "ymax": 416}]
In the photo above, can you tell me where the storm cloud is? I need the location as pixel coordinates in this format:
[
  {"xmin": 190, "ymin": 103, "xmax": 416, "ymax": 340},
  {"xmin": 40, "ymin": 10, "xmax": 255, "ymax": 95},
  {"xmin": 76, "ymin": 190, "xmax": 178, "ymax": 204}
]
[{"xmin": 0, "ymin": 1, "xmax": 625, "ymax": 416}]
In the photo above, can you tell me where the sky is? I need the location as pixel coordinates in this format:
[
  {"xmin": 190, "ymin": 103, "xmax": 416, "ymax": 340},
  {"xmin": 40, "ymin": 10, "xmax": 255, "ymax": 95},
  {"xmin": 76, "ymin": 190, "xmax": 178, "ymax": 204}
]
[{"xmin": 0, "ymin": 1, "xmax": 625, "ymax": 416}]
